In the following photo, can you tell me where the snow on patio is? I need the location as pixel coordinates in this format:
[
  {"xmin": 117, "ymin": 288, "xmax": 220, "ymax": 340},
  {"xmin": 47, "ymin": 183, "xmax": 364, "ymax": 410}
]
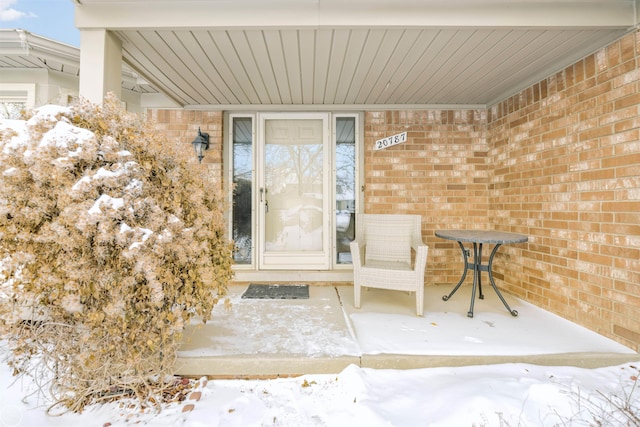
[{"xmin": 178, "ymin": 284, "xmax": 636, "ymax": 360}]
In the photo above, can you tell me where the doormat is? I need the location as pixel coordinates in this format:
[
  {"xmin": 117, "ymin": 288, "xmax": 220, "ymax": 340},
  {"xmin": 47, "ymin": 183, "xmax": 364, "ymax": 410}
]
[{"xmin": 241, "ymin": 284, "xmax": 309, "ymax": 299}]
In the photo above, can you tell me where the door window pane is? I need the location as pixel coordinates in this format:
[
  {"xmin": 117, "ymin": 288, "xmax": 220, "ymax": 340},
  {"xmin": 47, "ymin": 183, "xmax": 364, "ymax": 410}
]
[
  {"xmin": 335, "ymin": 117, "xmax": 356, "ymax": 264},
  {"xmin": 232, "ymin": 117, "xmax": 253, "ymax": 264},
  {"xmin": 264, "ymin": 119, "xmax": 324, "ymax": 252}
]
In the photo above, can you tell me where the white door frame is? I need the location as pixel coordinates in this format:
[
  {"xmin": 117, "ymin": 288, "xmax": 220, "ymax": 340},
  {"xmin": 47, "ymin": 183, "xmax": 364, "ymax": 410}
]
[{"xmin": 256, "ymin": 112, "xmax": 332, "ymax": 270}]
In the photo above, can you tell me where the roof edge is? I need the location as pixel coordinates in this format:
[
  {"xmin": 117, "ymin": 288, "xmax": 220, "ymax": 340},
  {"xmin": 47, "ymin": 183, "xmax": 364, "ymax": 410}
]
[{"xmin": 74, "ymin": 1, "xmax": 637, "ymax": 30}]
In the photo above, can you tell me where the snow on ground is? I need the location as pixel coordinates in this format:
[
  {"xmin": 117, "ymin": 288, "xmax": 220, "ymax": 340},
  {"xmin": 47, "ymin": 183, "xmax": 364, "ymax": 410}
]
[
  {"xmin": 2, "ymin": 287, "xmax": 637, "ymax": 426},
  {"xmin": 0, "ymin": 352, "xmax": 638, "ymax": 427}
]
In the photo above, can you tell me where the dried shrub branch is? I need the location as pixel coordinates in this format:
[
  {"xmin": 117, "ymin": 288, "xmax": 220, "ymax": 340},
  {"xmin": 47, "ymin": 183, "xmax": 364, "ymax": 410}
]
[{"xmin": 0, "ymin": 95, "xmax": 233, "ymax": 413}]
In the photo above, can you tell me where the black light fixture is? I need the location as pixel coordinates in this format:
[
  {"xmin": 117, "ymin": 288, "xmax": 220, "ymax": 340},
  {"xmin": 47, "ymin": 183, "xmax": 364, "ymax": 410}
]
[{"xmin": 191, "ymin": 127, "xmax": 210, "ymax": 163}]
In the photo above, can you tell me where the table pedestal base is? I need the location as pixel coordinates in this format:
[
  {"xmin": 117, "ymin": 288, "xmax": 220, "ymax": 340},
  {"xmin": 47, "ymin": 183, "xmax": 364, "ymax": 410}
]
[{"xmin": 442, "ymin": 241, "xmax": 518, "ymax": 318}]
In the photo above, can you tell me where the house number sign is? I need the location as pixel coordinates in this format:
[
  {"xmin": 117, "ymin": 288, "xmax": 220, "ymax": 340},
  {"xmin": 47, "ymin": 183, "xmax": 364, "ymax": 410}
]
[{"xmin": 374, "ymin": 131, "xmax": 407, "ymax": 150}]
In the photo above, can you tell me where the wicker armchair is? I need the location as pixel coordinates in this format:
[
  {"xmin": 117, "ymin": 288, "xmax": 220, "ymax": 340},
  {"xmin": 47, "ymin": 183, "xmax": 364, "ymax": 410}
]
[{"xmin": 350, "ymin": 214, "xmax": 429, "ymax": 316}]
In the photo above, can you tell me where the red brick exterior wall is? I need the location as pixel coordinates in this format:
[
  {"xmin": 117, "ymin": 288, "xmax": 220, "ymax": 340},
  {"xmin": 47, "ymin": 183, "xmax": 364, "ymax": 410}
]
[
  {"xmin": 148, "ymin": 30, "xmax": 640, "ymax": 350},
  {"xmin": 146, "ymin": 109, "xmax": 224, "ymax": 190},
  {"xmin": 487, "ymin": 30, "xmax": 640, "ymax": 350},
  {"xmin": 363, "ymin": 110, "xmax": 490, "ymax": 288}
]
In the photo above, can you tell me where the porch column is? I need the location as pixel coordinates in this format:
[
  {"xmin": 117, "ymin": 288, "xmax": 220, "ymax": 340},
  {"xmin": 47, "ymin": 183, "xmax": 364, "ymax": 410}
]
[{"xmin": 78, "ymin": 29, "xmax": 122, "ymax": 104}]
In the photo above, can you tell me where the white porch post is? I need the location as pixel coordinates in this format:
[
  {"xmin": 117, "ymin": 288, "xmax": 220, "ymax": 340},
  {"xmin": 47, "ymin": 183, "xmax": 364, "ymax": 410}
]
[{"xmin": 78, "ymin": 29, "xmax": 122, "ymax": 104}]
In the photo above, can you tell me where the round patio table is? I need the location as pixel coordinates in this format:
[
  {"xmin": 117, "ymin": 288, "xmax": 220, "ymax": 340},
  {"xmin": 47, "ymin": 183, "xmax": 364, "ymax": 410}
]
[{"xmin": 435, "ymin": 230, "xmax": 528, "ymax": 318}]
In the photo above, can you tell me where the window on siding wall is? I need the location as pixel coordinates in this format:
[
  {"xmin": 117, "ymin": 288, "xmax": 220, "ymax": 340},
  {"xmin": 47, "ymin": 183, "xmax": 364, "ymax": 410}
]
[
  {"xmin": 0, "ymin": 102, "xmax": 26, "ymax": 119},
  {"xmin": 231, "ymin": 116, "xmax": 253, "ymax": 264},
  {"xmin": 1, "ymin": 85, "xmax": 35, "ymax": 118}
]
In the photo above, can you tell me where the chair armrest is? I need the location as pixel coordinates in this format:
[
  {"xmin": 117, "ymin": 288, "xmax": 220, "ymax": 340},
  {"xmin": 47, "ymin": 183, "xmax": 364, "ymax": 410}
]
[
  {"xmin": 349, "ymin": 240, "xmax": 365, "ymax": 267},
  {"xmin": 413, "ymin": 242, "xmax": 428, "ymax": 273},
  {"xmin": 411, "ymin": 235, "xmax": 426, "ymax": 250}
]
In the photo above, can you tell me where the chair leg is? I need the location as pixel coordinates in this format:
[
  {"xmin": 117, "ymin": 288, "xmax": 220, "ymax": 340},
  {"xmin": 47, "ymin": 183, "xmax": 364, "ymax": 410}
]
[
  {"xmin": 354, "ymin": 283, "xmax": 361, "ymax": 309},
  {"xmin": 416, "ymin": 287, "xmax": 424, "ymax": 317}
]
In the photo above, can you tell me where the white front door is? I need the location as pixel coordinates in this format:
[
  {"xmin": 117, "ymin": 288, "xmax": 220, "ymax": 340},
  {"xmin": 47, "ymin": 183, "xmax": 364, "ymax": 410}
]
[{"xmin": 257, "ymin": 113, "xmax": 331, "ymax": 269}]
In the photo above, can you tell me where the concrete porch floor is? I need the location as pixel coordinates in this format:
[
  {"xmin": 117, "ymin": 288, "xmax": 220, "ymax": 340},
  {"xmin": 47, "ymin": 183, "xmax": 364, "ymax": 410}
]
[{"xmin": 175, "ymin": 284, "xmax": 638, "ymax": 378}]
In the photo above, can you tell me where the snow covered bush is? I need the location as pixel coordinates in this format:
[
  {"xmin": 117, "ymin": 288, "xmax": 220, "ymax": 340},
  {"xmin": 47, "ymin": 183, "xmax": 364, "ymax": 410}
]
[{"xmin": 0, "ymin": 95, "xmax": 233, "ymax": 413}]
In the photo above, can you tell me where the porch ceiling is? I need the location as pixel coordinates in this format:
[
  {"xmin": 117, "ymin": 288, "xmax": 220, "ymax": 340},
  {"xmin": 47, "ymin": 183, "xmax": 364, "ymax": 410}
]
[{"xmin": 76, "ymin": 0, "xmax": 639, "ymax": 108}]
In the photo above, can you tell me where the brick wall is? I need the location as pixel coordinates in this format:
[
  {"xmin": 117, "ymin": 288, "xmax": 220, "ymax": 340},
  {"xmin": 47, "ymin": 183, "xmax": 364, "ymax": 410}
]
[
  {"xmin": 486, "ymin": 30, "xmax": 640, "ymax": 350},
  {"xmin": 363, "ymin": 110, "xmax": 490, "ymax": 286},
  {"xmin": 146, "ymin": 109, "xmax": 224, "ymax": 189}
]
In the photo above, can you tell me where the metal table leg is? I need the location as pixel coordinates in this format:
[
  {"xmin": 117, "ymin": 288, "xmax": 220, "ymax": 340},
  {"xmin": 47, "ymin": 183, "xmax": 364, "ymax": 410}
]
[
  {"xmin": 487, "ymin": 243, "xmax": 519, "ymax": 317},
  {"xmin": 477, "ymin": 243, "xmax": 484, "ymax": 300},
  {"xmin": 467, "ymin": 243, "xmax": 484, "ymax": 317},
  {"xmin": 442, "ymin": 241, "xmax": 469, "ymax": 302},
  {"xmin": 443, "ymin": 241, "xmax": 518, "ymax": 318}
]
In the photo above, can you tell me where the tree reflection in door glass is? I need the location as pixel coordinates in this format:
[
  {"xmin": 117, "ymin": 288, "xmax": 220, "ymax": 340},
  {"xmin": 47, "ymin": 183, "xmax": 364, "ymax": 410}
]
[
  {"xmin": 264, "ymin": 119, "xmax": 324, "ymax": 252},
  {"xmin": 335, "ymin": 117, "xmax": 356, "ymax": 264},
  {"xmin": 232, "ymin": 117, "xmax": 253, "ymax": 264},
  {"xmin": 232, "ymin": 115, "xmax": 356, "ymax": 266}
]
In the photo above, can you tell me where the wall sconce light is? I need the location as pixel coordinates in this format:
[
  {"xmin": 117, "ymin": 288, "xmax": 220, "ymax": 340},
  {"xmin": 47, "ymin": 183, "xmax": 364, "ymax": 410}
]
[{"xmin": 191, "ymin": 127, "xmax": 210, "ymax": 163}]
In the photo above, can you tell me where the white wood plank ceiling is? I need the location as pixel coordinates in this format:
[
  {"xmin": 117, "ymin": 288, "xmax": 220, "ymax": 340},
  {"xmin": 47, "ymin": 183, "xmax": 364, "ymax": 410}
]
[
  {"xmin": 115, "ymin": 27, "xmax": 629, "ymax": 108},
  {"xmin": 74, "ymin": 0, "xmax": 640, "ymax": 108}
]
